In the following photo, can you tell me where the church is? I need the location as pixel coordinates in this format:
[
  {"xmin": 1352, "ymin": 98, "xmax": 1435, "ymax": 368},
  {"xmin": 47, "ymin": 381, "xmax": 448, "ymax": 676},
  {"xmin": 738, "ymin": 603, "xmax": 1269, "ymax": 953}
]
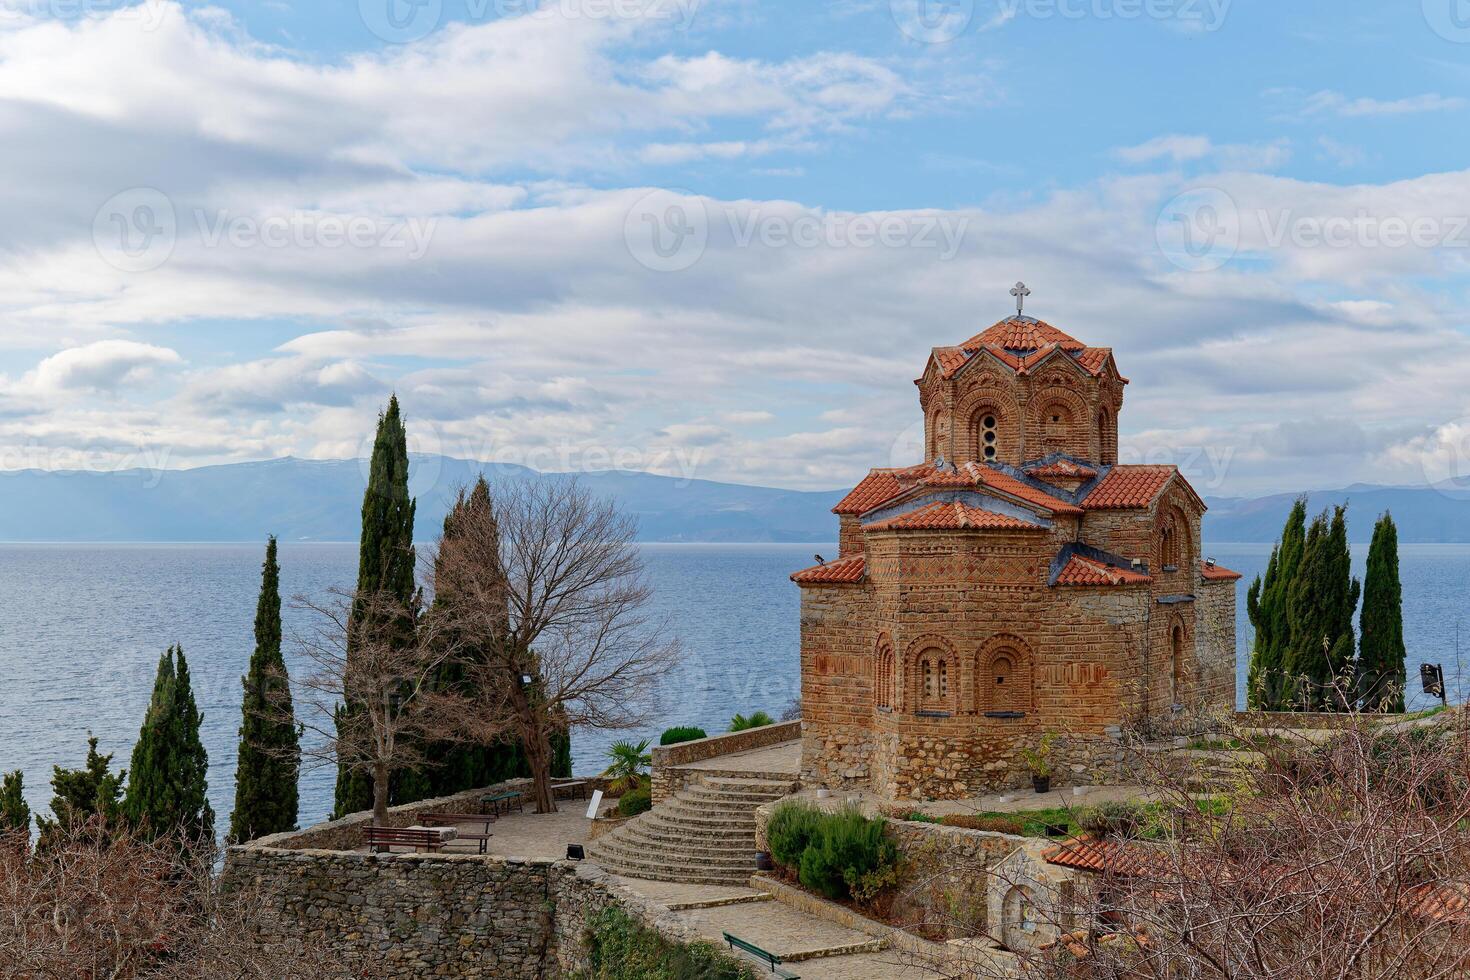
[{"xmin": 791, "ymin": 288, "xmax": 1240, "ymax": 800}]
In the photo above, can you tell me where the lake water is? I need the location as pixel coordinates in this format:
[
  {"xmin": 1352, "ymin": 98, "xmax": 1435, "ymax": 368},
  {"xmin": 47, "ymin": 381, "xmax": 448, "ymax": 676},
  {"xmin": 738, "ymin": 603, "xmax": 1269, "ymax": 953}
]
[{"xmin": 1, "ymin": 542, "xmax": 1466, "ymax": 830}]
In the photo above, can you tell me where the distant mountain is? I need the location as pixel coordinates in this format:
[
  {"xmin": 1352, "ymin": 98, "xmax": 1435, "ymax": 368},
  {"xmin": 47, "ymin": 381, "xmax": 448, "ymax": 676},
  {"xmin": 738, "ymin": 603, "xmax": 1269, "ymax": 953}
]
[
  {"xmin": 0, "ymin": 456, "xmax": 844, "ymax": 543},
  {"xmin": 4, "ymin": 456, "xmax": 1470, "ymax": 544},
  {"xmin": 1204, "ymin": 485, "xmax": 1470, "ymax": 543}
]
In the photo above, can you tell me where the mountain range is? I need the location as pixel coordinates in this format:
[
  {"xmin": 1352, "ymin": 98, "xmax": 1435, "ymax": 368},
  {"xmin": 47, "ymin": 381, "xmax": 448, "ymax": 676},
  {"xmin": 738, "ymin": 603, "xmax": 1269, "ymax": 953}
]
[{"xmin": 0, "ymin": 456, "xmax": 1468, "ymax": 544}]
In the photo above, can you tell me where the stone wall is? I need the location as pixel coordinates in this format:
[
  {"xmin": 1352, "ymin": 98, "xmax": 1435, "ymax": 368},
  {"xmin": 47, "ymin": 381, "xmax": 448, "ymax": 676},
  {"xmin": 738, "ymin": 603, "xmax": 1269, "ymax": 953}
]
[
  {"xmin": 223, "ymin": 842, "xmax": 713, "ymax": 978},
  {"xmin": 650, "ymin": 720, "xmax": 800, "ymax": 803},
  {"xmin": 1196, "ymin": 579, "xmax": 1238, "ymax": 709}
]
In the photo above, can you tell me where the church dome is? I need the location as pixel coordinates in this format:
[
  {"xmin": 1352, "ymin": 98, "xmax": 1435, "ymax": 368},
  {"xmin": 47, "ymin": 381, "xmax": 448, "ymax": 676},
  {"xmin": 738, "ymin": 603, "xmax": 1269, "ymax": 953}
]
[{"xmin": 959, "ymin": 315, "xmax": 1086, "ymax": 355}]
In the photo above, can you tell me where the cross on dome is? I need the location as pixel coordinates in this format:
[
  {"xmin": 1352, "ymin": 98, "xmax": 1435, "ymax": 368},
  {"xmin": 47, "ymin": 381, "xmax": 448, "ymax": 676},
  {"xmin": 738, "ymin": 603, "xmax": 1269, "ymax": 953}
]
[{"xmin": 1009, "ymin": 281, "xmax": 1031, "ymax": 316}]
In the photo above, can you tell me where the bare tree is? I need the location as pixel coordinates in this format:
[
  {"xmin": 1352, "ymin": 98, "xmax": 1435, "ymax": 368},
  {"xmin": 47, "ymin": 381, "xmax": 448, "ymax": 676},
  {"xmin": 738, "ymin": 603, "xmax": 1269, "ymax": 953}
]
[
  {"xmin": 430, "ymin": 478, "xmax": 679, "ymax": 813},
  {"xmin": 0, "ymin": 821, "xmax": 365, "ymax": 978},
  {"xmin": 910, "ymin": 709, "xmax": 1470, "ymax": 980},
  {"xmin": 289, "ymin": 587, "xmax": 461, "ymax": 827}
]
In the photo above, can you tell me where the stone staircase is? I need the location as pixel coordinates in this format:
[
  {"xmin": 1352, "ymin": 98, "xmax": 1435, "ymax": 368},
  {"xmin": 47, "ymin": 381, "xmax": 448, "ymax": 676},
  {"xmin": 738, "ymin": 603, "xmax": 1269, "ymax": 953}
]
[{"xmin": 587, "ymin": 774, "xmax": 797, "ymax": 886}]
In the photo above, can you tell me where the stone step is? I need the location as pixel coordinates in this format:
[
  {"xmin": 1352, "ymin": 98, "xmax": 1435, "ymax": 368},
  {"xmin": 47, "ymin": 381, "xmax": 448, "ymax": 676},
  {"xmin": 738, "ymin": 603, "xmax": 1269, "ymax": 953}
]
[
  {"xmin": 619, "ymin": 825, "xmax": 755, "ymax": 853},
  {"xmin": 585, "ymin": 852, "xmax": 754, "ymax": 886},
  {"xmin": 652, "ymin": 806, "xmax": 758, "ymax": 828},
  {"xmin": 590, "ymin": 839, "xmax": 758, "ymax": 872},
  {"xmin": 682, "ymin": 786, "xmax": 790, "ymax": 804},
  {"xmin": 615, "ymin": 831, "xmax": 755, "ymax": 860},
  {"xmin": 698, "ymin": 775, "xmax": 799, "ymax": 792}
]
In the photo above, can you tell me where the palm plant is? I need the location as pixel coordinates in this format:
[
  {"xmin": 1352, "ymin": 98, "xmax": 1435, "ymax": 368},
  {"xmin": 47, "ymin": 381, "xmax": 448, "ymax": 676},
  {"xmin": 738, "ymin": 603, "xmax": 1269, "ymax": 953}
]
[
  {"xmin": 603, "ymin": 738, "xmax": 652, "ymax": 795},
  {"xmin": 729, "ymin": 711, "xmax": 775, "ymax": 732}
]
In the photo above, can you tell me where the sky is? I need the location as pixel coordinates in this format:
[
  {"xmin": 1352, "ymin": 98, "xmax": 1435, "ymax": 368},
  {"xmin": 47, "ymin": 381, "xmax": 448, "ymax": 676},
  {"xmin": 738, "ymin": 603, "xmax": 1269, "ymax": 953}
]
[{"xmin": 1, "ymin": 0, "xmax": 1469, "ymax": 499}]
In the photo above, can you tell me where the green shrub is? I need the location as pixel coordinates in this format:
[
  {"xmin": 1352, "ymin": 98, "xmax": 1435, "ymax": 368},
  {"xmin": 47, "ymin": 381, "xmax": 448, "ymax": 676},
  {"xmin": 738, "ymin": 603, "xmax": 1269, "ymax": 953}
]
[
  {"xmin": 728, "ymin": 711, "xmax": 775, "ymax": 732},
  {"xmin": 766, "ymin": 801, "xmax": 824, "ymax": 869},
  {"xmin": 617, "ymin": 786, "xmax": 653, "ymax": 817},
  {"xmin": 659, "ymin": 726, "xmax": 707, "ymax": 746},
  {"xmin": 795, "ymin": 807, "xmax": 898, "ymax": 903},
  {"xmin": 1077, "ymin": 800, "xmax": 1151, "ymax": 839},
  {"xmin": 581, "ymin": 906, "xmax": 757, "ymax": 979}
]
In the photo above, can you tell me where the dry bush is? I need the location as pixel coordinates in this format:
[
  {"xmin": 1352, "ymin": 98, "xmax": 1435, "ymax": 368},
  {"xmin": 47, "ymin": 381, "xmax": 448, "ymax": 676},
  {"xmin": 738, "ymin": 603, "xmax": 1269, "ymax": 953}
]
[
  {"xmin": 928, "ymin": 710, "xmax": 1470, "ymax": 979},
  {"xmin": 0, "ymin": 822, "xmax": 364, "ymax": 979}
]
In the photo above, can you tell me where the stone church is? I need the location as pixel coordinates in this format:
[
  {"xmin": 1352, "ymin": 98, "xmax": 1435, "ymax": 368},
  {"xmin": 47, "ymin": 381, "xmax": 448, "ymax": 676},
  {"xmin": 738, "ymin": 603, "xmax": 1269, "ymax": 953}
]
[{"xmin": 791, "ymin": 292, "xmax": 1240, "ymax": 800}]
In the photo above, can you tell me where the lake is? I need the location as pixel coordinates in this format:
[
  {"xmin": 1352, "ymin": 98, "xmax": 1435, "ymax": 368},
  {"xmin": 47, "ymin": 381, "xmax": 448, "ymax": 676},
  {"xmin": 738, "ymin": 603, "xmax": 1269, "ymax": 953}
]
[{"xmin": 1, "ymin": 541, "xmax": 1466, "ymax": 830}]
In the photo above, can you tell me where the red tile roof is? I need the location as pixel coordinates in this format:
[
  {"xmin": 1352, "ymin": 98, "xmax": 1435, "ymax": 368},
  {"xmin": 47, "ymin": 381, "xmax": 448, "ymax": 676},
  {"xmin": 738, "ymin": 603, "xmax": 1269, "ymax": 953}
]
[
  {"xmin": 1200, "ymin": 560, "xmax": 1243, "ymax": 582},
  {"xmin": 1405, "ymin": 882, "xmax": 1470, "ymax": 925},
  {"xmin": 836, "ymin": 462, "xmax": 1081, "ymax": 518},
  {"xmin": 1055, "ymin": 553, "xmax": 1153, "ymax": 587},
  {"xmin": 1042, "ymin": 837, "xmax": 1169, "ymax": 877},
  {"xmin": 925, "ymin": 317, "xmax": 1126, "ymax": 383},
  {"xmin": 961, "ymin": 316, "xmax": 1086, "ymax": 354},
  {"xmin": 966, "ymin": 463, "xmax": 1084, "ymax": 515},
  {"xmin": 1082, "ymin": 466, "xmax": 1177, "ymax": 510},
  {"xmin": 1026, "ymin": 459, "xmax": 1098, "ymax": 480},
  {"xmin": 790, "ymin": 555, "xmax": 866, "ymax": 584},
  {"xmin": 865, "ymin": 501, "xmax": 1045, "ymax": 532},
  {"xmin": 833, "ymin": 470, "xmax": 905, "ymax": 515}
]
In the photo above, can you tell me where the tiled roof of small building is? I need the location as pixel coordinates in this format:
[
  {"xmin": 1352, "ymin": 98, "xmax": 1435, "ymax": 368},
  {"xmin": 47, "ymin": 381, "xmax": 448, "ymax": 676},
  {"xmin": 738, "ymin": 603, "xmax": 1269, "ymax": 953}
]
[
  {"xmin": 1200, "ymin": 560, "xmax": 1243, "ymax": 582},
  {"xmin": 1081, "ymin": 465, "xmax": 1177, "ymax": 510},
  {"xmin": 865, "ymin": 501, "xmax": 1046, "ymax": 532},
  {"xmin": 1042, "ymin": 837, "xmax": 1168, "ymax": 877},
  {"xmin": 790, "ymin": 554, "xmax": 866, "ymax": 584},
  {"xmin": 1054, "ymin": 553, "xmax": 1153, "ymax": 587},
  {"xmin": 1404, "ymin": 882, "xmax": 1470, "ymax": 925}
]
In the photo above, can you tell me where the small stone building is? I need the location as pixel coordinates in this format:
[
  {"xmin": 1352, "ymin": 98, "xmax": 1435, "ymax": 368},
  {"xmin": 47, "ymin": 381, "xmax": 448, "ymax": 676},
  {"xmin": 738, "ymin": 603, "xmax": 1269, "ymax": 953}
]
[{"xmin": 791, "ymin": 302, "xmax": 1240, "ymax": 800}]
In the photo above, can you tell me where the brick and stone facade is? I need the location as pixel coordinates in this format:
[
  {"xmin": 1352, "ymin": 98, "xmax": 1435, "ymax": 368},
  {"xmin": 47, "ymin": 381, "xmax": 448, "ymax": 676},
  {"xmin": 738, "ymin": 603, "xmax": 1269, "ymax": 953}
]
[{"xmin": 792, "ymin": 307, "xmax": 1241, "ymax": 800}]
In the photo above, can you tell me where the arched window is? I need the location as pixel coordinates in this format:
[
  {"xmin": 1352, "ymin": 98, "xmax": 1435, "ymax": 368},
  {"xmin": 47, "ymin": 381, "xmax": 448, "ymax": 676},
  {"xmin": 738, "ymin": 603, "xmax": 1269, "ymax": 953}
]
[
  {"xmin": 875, "ymin": 641, "xmax": 895, "ymax": 710},
  {"xmin": 1157, "ymin": 506, "xmax": 1191, "ymax": 571},
  {"xmin": 978, "ymin": 413, "xmax": 999, "ymax": 461},
  {"xmin": 1098, "ymin": 407, "xmax": 1117, "ymax": 465},
  {"xmin": 979, "ymin": 637, "xmax": 1034, "ymax": 714},
  {"xmin": 918, "ymin": 649, "xmax": 954, "ymax": 711}
]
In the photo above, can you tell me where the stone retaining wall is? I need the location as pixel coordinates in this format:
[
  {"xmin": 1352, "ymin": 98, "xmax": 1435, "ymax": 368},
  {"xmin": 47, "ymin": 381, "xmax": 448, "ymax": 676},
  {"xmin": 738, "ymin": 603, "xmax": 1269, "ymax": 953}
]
[
  {"xmin": 223, "ymin": 842, "xmax": 713, "ymax": 978},
  {"xmin": 1233, "ymin": 710, "xmax": 1398, "ymax": 730},
  {"xmin": 650, "ymin": 720, "xmax": 800, "ymax": 803},
  {"xmin": 754, "ymin": 796, "xmax": 1027, "ymax": 939}
]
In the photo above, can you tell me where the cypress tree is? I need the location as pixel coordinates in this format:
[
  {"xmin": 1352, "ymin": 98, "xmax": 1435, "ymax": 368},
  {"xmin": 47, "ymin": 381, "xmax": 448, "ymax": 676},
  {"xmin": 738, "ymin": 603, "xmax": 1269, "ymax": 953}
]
[
  {"xmin": 35, "ymin": 735, "xmax": 125, "ymax": 846},
  {"xmin": 229, "ymin": 537, "xmax": 301, "ymax": 842},
  {"xmin": 1246, "ymin": 497, "xmax": 1307, "ymax": 710},
  {"xmin": 0, "ymin": 770, "xmax": 29, "ymax": 838},
  {"xmin": 125, "ymin": 646, "xmax": 214, "ymax": 843},
  {"xmin": 1284, "ymin": 506, "xmax": 1360, "ymax": 710},
  {"xmin": 1359, "ymin": 512, "xmax": 1407, "ymax": 712},
  {"xmin": 334, "ymin": 395, "xmax": 418, "ymax": 817}
]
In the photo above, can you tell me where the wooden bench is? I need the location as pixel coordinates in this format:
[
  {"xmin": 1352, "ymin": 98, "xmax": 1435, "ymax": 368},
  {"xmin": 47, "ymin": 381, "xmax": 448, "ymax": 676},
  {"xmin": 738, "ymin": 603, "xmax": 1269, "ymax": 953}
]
[
  {"xmin": 420, "ymin": 816, "xmax": 499, "ymax": 852},
  {"xmin": 552, "ymin": 780, "xmax": 589, "ymax": 801},
  {"xmin": 365, "ymin": 826, "xmax": 447, "ymax": 854},
  {"xmin": 420, "ymin": 813, "xmax": 495, "ymax": 855},
  {"xmin": 723, "ymin": 932, "xmax": 799, "ymax": 977},
  {"xmin": 480, "ymin": 790, "xmax": 524, "ymax": 816}
]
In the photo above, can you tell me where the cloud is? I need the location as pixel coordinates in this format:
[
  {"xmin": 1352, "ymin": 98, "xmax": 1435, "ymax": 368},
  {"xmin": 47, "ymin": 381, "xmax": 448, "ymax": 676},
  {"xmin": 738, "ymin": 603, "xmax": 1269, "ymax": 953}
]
[
  {"xmin": 1115, "ymin": 135, "xmax": 1290, "ymax": 171},
  {"xmin": 25, "ymin": 340, "xmax": 182, "ymax": 395},
  {"xmin": 1275, "ymin": 89, "xmax": 1467, "ymax": 120}
]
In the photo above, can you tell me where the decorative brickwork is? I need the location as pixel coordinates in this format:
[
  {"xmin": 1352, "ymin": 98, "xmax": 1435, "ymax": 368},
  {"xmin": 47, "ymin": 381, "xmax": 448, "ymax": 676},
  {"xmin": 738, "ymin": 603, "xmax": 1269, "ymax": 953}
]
[{"xmin": 793, "ymin": 309, "xmax": 1238, "ymax": 800}]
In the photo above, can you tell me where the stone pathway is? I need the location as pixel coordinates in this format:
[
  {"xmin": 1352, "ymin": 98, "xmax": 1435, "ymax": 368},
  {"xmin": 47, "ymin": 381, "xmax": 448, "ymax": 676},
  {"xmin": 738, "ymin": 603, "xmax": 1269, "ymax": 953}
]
[
  {"xmin": 676, "ymin": 740, "xmax": 802, "ymax": 775},
  {"xmin": 615, "ymin": 876, "xmax": 949, "ymax": 979}
]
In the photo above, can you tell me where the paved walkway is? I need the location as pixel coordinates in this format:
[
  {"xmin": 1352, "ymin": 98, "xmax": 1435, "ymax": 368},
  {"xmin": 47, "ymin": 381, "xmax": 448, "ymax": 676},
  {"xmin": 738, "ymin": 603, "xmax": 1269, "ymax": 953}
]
[
  {"xmin": 614, "ymin": 876, "xmax": 948, "ymax": 979},
  {"xmin": 677, "ymin": 739, "xmax": 801, "ymax": 775},
  {"xmin": 435, "ymin": 800, "xmax": 612, "ymax": 861}
]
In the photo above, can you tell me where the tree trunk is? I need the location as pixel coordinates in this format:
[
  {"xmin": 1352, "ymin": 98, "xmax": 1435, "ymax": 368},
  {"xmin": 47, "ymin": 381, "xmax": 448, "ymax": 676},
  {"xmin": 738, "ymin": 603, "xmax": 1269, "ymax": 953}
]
[
  {"xmin": 521, "ymin": 716, "xmax": 556, "ymax": 814},
  {"xmin": 372, "ymin": 762, "xmax": 390, "ymax": 827}
]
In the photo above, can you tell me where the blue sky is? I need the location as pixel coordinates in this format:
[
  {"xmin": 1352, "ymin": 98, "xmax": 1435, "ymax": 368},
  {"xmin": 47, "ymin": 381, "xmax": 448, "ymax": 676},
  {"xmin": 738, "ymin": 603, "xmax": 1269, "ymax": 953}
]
[{"xmin": 1, "ymin": 0, "xmax": 1469, "ymax": 497}]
